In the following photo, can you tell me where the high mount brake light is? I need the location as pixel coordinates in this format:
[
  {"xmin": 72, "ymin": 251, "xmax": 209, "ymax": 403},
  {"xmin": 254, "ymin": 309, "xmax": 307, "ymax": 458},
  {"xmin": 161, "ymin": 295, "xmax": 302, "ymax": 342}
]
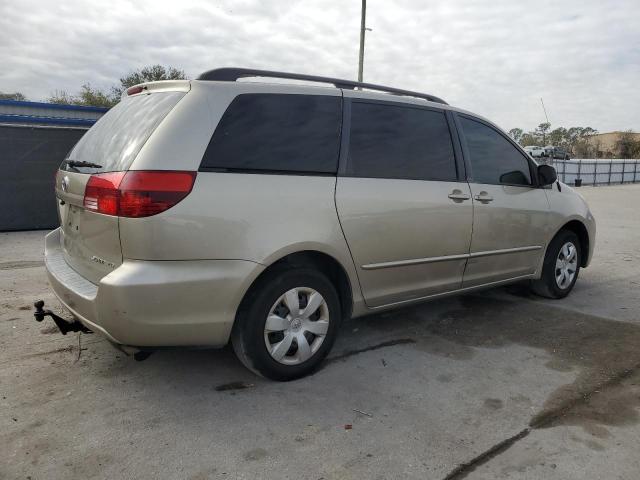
[
  {"xmin": 83, "ymin": 171, "xmax": 196, "ymax": 218},
  {"xmin": 126, "ymin": 85, "xmax": 145, "ymax": 95}
]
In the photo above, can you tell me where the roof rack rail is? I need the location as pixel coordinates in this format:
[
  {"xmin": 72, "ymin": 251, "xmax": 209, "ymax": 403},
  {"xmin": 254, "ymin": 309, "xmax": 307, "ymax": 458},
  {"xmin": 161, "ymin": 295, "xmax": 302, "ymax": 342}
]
[{"xmin": 197, "ymin": 68, "xmax": 448, "ymax": 105}]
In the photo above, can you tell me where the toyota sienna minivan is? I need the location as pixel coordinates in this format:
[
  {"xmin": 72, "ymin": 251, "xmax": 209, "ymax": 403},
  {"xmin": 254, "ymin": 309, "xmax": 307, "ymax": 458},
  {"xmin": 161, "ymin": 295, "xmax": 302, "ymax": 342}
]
[{"xmin": 40, "ymin": 68, "xmax": 595, "ymax": 380}]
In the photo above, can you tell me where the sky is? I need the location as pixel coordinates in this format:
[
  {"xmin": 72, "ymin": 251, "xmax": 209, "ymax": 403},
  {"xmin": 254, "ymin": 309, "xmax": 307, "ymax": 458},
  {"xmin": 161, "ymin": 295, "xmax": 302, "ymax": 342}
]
[{"xmin": 1, "ymin": 0, "xmax": 638, "ymax": 133}]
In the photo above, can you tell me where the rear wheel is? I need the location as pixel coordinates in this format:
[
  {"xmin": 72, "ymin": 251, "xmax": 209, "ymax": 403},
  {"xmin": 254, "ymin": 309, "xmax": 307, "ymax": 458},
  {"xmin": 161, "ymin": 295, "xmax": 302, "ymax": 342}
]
[
  {"xmin": 232, "ymin": 268, "xmax": 341, "ymax": 381},
  {"xmin": 531, "ymin": 230, "xmax": 581, "ymax": 299}
]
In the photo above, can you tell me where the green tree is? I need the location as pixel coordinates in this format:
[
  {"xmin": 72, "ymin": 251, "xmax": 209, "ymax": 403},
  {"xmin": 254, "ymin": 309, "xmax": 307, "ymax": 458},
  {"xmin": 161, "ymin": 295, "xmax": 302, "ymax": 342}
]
[
  {"xmin": 47, "ymin": 65, "xmax": 186, "ymax": 108},
  {"xmin": 112, "ymin": 65, "xmax": 186, "ymax": 97},
  {"xmin": 548, "ymin": 127, "xmax": 568, "ymax": 148},
  {"xmin": 564, "ymin": 127, "xmax": 598, "ymax": 157},
  {"xmin": 508, "ymin": 128, "xmax": 524, "ymax": 143},
  {"xmin": 49, "ymin": 84, "xmax": 117, "ymax": 108},
  {"xmin": 615, "ymin": 130, "xmax": 640, "ymax": 159},
  {"xmin": 535, "ymin": 122, "xmax": 551, "ymax": 145},
  {"xmin": 0, "ymin": 92, "xmax": 26, "ymax": 101},
  {"xmin": 519, "ymin": 133, "xmax": 539, "ymax": 147}
]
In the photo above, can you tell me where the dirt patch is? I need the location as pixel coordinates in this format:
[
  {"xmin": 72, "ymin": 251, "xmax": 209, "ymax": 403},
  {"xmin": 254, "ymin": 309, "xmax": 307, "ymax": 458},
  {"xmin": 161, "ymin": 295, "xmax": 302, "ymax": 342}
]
[
  {"xmin": 215, "ymin": 381, "xmax": 255, "ymax": 392},
  {"xmin": 531, "ymin": 367, "xmax": 640, "ymax": 432},
  {"xmin": 19, "ymin": 346, "xmax": 75, "ymax": 359},
  {"xmin": 483, "ymin": 398, "xmax": 504, "ymax": 410},
  {"xmin": 243, "ymin": 448, "xmax": 268, "ymax": 461}
]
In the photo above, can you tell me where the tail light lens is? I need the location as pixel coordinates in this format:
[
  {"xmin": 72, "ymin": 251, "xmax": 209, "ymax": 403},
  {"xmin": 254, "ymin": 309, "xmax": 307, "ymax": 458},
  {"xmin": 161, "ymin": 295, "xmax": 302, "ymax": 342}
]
[
  {"xmin": 83, "ymin": 172, "xmax": 125, "ymax": 215},
  {"xmin": 83, "ymin": 171, "xmax": 196, "ymax": 218}
]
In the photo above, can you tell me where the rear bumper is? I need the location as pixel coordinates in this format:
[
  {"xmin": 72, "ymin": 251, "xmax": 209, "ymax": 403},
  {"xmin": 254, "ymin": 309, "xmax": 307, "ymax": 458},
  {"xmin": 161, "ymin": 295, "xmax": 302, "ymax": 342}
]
[{"xmin": 44, "ymin": 228, "xmax": 264, "ymax": 347}]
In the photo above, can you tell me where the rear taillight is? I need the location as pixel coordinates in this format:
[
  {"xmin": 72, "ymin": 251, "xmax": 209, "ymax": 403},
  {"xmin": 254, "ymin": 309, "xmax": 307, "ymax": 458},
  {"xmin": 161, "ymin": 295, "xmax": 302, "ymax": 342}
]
[
  {"xmin": 83, "ymin": 171, "xmax": 196, "ymax": 218},
  {"xmin": 84, "ymin": 172, "xmax": 125, "ymax": 215}
]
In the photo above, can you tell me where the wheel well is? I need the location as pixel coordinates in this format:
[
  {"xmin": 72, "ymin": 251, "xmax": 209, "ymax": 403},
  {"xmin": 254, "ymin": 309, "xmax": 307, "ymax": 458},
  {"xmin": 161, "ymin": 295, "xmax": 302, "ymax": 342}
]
[
  {"xmin": 559, "ymin": 220, "xmax": 590, "ymax": 267},
  {"xmin": 241, "ymin": 251, "xmax": 353, "ymax": 321}
]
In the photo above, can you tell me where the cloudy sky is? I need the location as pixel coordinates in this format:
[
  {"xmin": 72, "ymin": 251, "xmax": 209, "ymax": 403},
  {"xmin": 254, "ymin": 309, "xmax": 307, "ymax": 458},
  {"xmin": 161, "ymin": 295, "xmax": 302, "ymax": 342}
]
[{"xmin": 1, "ymin": 0, "xmax": 638, "ymax": 132}]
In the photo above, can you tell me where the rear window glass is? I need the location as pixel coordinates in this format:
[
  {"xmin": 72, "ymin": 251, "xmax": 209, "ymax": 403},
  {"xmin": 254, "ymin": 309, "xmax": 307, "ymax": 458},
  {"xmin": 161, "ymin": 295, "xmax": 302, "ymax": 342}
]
[
  {"xmin": 63, "ymin": 92, "xmax": 185, "ymax": 173},
  {"xmin": 200, "ymin": 93, "xmax": 341, "ymax": 174}
]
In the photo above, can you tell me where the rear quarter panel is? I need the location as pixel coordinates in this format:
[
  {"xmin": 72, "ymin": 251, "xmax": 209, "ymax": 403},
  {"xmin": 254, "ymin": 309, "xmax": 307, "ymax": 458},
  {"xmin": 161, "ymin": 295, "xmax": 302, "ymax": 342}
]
[{"xmin": 118, "ymin": 172, "xmax": 364, "ymax": 310}]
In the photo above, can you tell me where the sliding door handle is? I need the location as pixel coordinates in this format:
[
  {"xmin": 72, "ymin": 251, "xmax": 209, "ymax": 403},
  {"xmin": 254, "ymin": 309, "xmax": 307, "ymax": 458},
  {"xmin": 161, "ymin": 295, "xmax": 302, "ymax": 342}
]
[
  {"xmin": 474, "ymin": 192, "xmax": 494, "ymax": 203},
  {"xmin": 448, "ymin": 190, "xmax": 471, "ymax": 202}
]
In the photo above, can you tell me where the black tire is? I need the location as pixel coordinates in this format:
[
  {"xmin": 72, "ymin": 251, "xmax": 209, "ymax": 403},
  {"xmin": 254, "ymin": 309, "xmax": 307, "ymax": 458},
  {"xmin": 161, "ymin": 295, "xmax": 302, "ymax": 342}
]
[
  {"xmin": 231, "ymin": 267, "xmax": 342, "ymax": 381},
  {"xmin": 531, "ymin": 230, "xmax": 581, "ymax": 299}
]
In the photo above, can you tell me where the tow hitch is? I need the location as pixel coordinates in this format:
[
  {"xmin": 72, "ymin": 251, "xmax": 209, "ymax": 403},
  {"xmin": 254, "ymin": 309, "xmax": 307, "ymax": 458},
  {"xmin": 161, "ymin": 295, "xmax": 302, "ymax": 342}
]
[{"xmin": 33, "ymin": 300, "xmax": 92, "ymax": 335}]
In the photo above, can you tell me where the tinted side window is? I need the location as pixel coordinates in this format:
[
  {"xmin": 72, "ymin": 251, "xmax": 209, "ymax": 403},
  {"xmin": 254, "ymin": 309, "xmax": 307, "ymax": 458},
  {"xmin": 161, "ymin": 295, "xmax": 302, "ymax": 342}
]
[
  {"xmin": 201, "ymin": 94, "xmax": 341, "ymax": 173},
  {"xmin": 460, "ymin": 117, "xmax": 532, "ymax": 186},
  {"xmin": 347, "ymin": 102, "xmax": 457, "ymax": 181}
]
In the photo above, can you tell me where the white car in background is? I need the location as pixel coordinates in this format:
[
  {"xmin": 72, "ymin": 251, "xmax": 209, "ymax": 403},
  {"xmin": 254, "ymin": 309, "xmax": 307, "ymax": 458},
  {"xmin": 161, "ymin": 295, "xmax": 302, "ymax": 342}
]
[{"xmin": 524, "ymin": 146, "xmax": 546, "ymax": 158}]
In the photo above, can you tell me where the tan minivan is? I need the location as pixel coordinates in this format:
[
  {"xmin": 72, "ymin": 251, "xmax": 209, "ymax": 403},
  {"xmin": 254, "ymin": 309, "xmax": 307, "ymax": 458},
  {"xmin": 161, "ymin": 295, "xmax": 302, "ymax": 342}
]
[{"xmin": 39, "ymin": 68, "xmax": 595, "ymax": 380}]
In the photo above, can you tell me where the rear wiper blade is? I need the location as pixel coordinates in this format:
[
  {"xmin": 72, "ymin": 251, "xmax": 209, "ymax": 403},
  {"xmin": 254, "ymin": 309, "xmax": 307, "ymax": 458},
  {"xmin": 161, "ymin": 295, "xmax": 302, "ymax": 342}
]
[{"xmin": 66, "ymin": 160, "xmax": 103, "ymax": 169}]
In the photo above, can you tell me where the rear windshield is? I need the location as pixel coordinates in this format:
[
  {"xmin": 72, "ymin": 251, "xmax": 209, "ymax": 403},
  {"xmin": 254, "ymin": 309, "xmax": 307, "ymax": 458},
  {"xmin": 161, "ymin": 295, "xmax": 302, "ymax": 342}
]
[{"xmin": 62, "ymin": 91, "xmax": 185, "ymax": 173}]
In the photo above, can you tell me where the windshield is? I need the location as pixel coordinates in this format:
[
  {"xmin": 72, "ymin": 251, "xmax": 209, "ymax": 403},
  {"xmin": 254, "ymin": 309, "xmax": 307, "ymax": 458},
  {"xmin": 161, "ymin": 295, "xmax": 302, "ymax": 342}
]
[{"xmin": 62, "ymin": 91, "xmax": 185, "ymax": 173}]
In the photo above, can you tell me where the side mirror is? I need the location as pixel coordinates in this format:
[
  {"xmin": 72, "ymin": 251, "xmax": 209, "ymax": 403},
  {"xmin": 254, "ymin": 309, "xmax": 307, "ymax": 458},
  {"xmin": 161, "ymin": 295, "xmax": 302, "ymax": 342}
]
[{"xmin": 538, "ymin": 164, "xmax": 557, "ymax": 186}]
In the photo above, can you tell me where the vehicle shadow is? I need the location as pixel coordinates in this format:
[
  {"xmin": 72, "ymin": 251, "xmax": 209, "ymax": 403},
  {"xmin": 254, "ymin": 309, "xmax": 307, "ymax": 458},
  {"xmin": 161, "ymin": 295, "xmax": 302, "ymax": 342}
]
[
  {"xmin": 91, "ymin": 285, "xmax": 640, "ymax": 436},
  {"xmin": 339, "ymin": 287, "xmax": 640, "ymax": 435}
]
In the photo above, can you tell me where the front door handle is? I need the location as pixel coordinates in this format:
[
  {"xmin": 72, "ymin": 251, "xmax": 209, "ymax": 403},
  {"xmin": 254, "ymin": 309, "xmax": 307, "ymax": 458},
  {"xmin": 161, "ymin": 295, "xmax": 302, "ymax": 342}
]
[
  {"xmin": 474, "ymin": 191, "xmax": 494, "ymax": 203},
  {"xmin": 448, "ymin": 189, "xmax": 471, "ymax": 202}
]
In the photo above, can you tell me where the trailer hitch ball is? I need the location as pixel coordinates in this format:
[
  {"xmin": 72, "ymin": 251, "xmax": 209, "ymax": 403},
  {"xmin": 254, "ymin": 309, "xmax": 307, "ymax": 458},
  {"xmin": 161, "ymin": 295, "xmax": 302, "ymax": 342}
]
[
  {"xmin": 34, "ymin": 300, "xmax": 46, "ymax": 322},
  {"xmin": 32, "ymin": 300, "xmax": 92, "ymax": 334}
]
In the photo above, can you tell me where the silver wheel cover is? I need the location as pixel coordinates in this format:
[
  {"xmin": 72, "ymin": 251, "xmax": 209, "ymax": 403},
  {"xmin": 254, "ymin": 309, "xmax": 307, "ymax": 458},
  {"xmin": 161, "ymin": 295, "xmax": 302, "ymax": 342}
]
[
  {"xmin": 264, "ymin": 287, "xmax": 330, "ymax": 365},
  {"xmin": 555, "ymin": 241, "xmax": 578, "ymax": 289}
]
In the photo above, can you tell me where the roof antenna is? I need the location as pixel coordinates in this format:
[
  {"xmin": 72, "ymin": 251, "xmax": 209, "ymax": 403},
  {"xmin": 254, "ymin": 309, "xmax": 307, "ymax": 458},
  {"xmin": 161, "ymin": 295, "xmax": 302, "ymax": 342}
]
[
  {"xmin": 541, "ymin": 97, "xmax": 560, "ymax": 191},
  {"xmin": 540, "ymin": 97, "xmax": 550, "ymax": 124}
]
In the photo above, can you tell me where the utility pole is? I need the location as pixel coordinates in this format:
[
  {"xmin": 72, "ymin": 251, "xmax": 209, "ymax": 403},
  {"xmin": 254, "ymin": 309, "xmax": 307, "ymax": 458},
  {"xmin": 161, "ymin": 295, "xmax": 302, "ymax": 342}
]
[{"xmin": 358, "ymin": 0, "xmax": 366, "ymax": 82}]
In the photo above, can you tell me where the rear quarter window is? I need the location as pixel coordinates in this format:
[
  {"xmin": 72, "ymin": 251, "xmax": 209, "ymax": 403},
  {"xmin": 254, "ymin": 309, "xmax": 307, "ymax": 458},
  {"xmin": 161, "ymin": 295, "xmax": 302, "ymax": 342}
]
[
  {"xmin": 200, "ymin": 93, "xmax": 342, "ymax": 174},
  {"xmin": 63, "ymin": 92, "xmax": 185, "ymax": 173}
]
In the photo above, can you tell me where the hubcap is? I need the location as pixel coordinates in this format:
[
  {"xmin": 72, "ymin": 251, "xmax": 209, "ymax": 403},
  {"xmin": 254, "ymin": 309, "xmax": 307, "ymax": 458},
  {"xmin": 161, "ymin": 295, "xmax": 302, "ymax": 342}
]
[
  {"xmin": 555, "ymin": 242, "xmax": 578, "ymax": 289},
  {"xmin": 264, "ymin": 287, "xmax": 330, "ymax": 365}
]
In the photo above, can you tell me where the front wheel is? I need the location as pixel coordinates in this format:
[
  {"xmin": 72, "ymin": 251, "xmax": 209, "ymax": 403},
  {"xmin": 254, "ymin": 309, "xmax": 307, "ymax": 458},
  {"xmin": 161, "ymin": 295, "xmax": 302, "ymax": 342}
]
[
  {"xmin": 531, "ymin": 230, "xmax": 581, "ymax": 299},
  {"xmin": 232, "ymin": 268, "xmax": 342, "ymax": 381}
]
